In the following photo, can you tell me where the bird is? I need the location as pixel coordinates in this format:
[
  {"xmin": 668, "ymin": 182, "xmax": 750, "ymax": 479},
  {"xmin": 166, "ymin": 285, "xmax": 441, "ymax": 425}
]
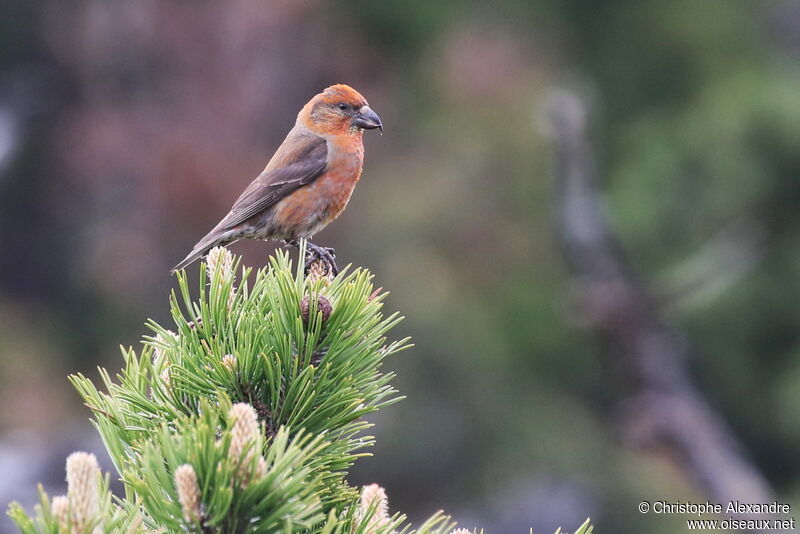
[{"xmin": 172, "ymin": 84, "xmax": 382, "ymax": 275}]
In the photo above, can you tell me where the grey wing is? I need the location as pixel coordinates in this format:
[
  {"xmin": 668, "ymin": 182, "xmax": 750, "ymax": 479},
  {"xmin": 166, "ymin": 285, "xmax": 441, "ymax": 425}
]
[{"xmin": 217, "ymin": 136, "xmax": 328, "ymax": 230}]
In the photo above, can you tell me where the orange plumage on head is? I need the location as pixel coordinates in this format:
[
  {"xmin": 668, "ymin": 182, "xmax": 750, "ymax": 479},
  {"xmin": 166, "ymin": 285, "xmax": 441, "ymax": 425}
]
[{"xmin": 299, "ymin": 84, "xmax": 372, "ymax": 135}]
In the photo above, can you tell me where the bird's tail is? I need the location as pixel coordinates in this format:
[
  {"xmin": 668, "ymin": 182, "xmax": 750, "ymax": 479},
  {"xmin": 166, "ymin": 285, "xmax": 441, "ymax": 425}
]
[
  {"xmin": 171, "ymin": 247, "xmax": 211, "ymax": 274},
  {"xmin": 171, "ymin": 229, "xmax": 237, "ymax": 274}
]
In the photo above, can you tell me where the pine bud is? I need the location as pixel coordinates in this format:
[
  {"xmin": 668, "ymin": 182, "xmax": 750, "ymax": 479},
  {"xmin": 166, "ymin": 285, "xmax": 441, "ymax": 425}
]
[
  {"xmin": 228, "ymin": 403, "xmax": 260, "ymax": 485},
  {"xmin": 450, "ymin": 529, "xmax": 473, "ymax": 534},
  {"xmin": 222, "ymin": 354, "xmax": 237, "ymax": 370},
  {"xmin": 65, "ymin": 452, "xmax": 100, "ymax": 532},
  {"xmin": 159, "ymin": 366, "xmax": 171, "ymax": 389},
  {"xmin": 207, "ymin": 247, "xmax": 236, "ymax": 310},
  {"xmin": 206, "ymin": 246, "xmax": 234, "ymax": 280},
  {"xmin": 367, "ymin": 287, "xmax": 384, "ymax": 302},
  {"xmin": 300, "ymin": 294, "xmax": 332, "ymax": 325},
  {"xmin": 254, "ymin": 456, "xmax": 267, "ymax": 480},
  {"xmin": 356, "ymin": 484, "xmax": 391, "ymax": 532},
  {"xmin": 174, "ymin": 464, "xmax": 201, "ymax": 523},
  {"xmin": 152, "ymin": 330, "xmax": 178, "ymax": 364},
  {"xmin": 125, "ymin": 513, "xmax": 144, "ymax": 534},
  {"xmin": 51, "ymin": 495, "xmax": 69, "ymax": 532},
  {"xmin": 306, "ymin": 258, "xmax": 334, "ymax": 285}
]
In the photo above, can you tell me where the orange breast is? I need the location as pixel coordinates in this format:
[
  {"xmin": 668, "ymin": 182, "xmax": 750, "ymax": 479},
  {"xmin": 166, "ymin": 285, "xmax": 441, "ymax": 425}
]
[{"xmin": 270, "ymin": 134, "xmax": 364, "ymax": 237}]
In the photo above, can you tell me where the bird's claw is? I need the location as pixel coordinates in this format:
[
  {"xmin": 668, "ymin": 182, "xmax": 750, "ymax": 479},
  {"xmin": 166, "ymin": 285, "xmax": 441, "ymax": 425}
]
[
  {"xmin": 304, "ymin": 243, "xmax": 338, "ymax": 277},
  {"xmin": 284, "ymin": 240, "xmax": 338, "ymax": 277}
]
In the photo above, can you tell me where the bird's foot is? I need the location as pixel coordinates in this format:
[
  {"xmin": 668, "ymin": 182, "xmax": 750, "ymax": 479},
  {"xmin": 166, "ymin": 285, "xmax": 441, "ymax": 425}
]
[
  {"xmin": 284, "ymin": 240, "xmax": 338, "ymax": 277},
  {"xmin": 304, "ymin": 242, "xmax": 338, "ymax": 278}
]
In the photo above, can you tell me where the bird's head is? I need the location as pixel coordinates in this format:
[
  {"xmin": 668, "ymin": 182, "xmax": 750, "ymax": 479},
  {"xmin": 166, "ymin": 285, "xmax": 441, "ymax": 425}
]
[{"xmin": 299, "ymin": 84, "xmax": 383, "ymax": 136}]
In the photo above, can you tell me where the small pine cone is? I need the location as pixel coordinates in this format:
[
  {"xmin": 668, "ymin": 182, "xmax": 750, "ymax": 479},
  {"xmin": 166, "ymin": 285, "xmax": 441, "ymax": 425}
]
[
  {"xmin": 300, "ymin": 294, "xmax": 333, "ymax": 325},
  {"xmin": 51, "ymin": 495, "xmax": 69, "ymax": 532},
  {"xmin": 174, "ymin": 464, "xmax": 201, "ymax": 523},
  {"xmin": 65, "ymin": 452, "xmax": 100, "ymax": 532}
]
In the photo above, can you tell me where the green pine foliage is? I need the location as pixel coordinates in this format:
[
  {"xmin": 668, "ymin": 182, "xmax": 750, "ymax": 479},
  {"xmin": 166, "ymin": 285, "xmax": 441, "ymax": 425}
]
[
  {"xmin": 8, "ymin": 475, "xmax": 141, "ymax": 534},
  {"xmin": 7, "ymin": 245, "xmax": 592, "ymax": 534}
]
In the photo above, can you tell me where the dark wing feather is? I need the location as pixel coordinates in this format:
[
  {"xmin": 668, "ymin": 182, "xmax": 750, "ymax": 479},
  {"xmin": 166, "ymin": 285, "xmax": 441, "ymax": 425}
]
[
  {"xmin": 170, "ymin": 133, "xmax": 328, "ymax": 273},
  {"xmin": 218, "ymin": 135, "xmax": 328, "ymax": 230}
]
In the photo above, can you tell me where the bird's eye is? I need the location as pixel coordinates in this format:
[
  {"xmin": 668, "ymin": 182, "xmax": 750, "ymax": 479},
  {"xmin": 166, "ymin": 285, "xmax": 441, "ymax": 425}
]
[{"xmin": 338, "ymin": 103, "xmax": 350, "ymax": 111}]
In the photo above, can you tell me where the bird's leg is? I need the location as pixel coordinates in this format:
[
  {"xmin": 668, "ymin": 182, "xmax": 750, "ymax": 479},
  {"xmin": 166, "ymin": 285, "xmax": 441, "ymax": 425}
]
[{"xmin": 284, "ymin": 239, "xmax": 338, "ymax": 277}]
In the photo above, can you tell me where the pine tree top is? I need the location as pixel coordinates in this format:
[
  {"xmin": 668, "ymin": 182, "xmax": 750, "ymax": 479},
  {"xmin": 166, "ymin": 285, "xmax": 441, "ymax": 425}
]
[{"xmin": 8, "ymin": 246, "xmax": 592, "ymax": 534}]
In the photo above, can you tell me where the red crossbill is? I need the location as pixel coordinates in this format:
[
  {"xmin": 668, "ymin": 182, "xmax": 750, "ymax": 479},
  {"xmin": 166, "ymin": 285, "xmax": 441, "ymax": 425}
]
[{"xmin": 172, "ymin": 84, "xmax": 382, "ymax": 274}]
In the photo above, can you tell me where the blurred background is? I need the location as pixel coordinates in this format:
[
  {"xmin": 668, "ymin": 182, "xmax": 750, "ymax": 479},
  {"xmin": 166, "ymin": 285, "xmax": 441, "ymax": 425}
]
[{"xmin": 2, "ymin": 0, "xmax": 800, "ymax": 532}]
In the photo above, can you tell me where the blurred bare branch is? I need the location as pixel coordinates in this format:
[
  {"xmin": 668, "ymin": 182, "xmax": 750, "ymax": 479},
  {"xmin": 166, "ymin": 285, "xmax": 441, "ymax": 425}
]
[{"xmin": 548, "ymin": 89, "xmax": 775, "ymax": 531}]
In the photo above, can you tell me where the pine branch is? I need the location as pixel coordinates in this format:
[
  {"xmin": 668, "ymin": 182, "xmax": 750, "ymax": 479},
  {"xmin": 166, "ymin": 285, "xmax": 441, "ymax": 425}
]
[{"xmin": 8, "ymin": 245, "xmax": 592, "ymax": 534}]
